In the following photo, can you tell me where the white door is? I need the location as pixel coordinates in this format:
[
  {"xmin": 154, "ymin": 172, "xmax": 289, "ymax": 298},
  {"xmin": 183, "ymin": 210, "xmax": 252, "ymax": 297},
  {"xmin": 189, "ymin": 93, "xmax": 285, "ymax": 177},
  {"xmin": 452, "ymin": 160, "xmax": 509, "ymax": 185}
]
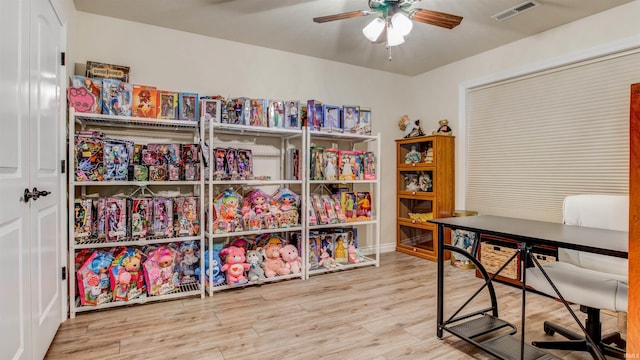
[
  {"xmin": 29, "ymin": 0, "xmax": 64, "ymax": 358},
  {"xmin": 0, "ymin": 0, "xmax": 64, "ymax": 359}
]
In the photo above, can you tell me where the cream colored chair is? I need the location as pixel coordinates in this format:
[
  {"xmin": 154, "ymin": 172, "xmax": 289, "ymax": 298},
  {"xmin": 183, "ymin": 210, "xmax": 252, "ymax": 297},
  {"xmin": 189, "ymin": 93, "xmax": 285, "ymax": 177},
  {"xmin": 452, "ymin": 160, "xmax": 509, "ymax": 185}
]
[{"xmin": 526, "ymin": 194, "xmax": 628, "ymax": 359}]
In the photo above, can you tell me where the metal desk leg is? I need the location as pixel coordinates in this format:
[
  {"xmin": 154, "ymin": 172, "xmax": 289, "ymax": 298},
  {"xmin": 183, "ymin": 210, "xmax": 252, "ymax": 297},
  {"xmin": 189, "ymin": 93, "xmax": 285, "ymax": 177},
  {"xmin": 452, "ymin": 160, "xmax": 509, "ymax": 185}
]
[{"xmin": 437, "ymin": 223, "xmax": 445, "ymax": 338}]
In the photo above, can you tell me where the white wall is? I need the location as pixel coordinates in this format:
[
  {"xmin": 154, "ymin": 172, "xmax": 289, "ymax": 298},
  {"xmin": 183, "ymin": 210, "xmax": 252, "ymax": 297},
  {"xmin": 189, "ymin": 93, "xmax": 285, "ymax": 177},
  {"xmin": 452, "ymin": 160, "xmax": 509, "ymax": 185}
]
[
  {"xmin": 64, "ymin": 5, "xmax": 410, "ymax": 252},
  {"xmin": 409, "ymin": 0, "xmax": 640, "ymax": 210}
]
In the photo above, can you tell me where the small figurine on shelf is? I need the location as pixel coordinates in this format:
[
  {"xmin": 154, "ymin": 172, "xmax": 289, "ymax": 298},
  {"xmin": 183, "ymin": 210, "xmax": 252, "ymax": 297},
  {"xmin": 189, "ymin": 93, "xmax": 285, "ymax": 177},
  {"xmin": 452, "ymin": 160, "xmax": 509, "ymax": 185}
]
[
  {"xmin": 405, "ymin": 174, "xmax": 420, "ymax": 191},
  {"xmin": 423, "ymin": 146, "xmax": 434, "ymax": 163},
  {"xmin": 398, "ymin": 114, "xmax": 424, "ymax": 138},
  {"xmin": 434, "ymin": 119, "xmax": 452, "ymax": 136},
  {"xmin": 405, "ymin": 145, "xmax": 422, "ymax": 163}
]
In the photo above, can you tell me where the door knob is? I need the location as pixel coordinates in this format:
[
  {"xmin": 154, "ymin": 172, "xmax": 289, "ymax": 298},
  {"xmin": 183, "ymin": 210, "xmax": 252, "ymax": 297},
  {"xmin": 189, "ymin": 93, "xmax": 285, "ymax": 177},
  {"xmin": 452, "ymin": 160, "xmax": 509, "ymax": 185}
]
[{"xmin": 23, "ymin": 187, "xmax": 51, "ymax": 202}]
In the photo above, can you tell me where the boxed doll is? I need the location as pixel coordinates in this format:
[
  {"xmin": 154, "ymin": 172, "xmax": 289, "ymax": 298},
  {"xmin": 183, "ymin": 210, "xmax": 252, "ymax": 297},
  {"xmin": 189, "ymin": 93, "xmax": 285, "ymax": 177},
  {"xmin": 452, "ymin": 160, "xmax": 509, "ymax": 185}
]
[
  {"xmin": 157, "ymin": 90, "xmax": 179, "ymax": 119},
  {"xmin": 268, "ymin": 100, "xmax": 285, "ymax": 128},
  {"xmin": 103, "ymin": 140, "xmax": 129, "ymax": 181},
  {"xmin": 70, "ymin": 75, "xmax": 102, "ymax": 114},
  {"xmin": 338, "ymin": 150, "xmax": 359, "ymax": 181},
  {"xmin": 101, "ymin": 79, "xmax": 132, "ymax": 116},
  {"xmin": 129, "ymin": 198, "xmax": 152, "ymax": 239},
  {"xmin": 323, "ymin": 148, "xmax": 339, "ymax": 181},
  {"xmin": 178, "ymin": 92, "xmax": 199, "ymax": 121},
  {"xmin": 74, "ymin": 198, "xmax": 93, "ymax": 241},
  {"xmin": 284, "ymin": 100, "xmax": 300, "ymax": 129},
  {"xmin": 132, "ymin": 85, "xmax": 158, "ymax": 118},
  {"xmin": 152, "ymin": 197, "xmax": 174, "ymax": 237},
  {"xmin": 105, "ymin": 197, "xmax": 127, "ymax": 241},
  {"xmin": 77, "ymin": 250, "xmax": 114, "ymax": 306},
  {"xmin": 74, "ymin": 132, "xmax": 104, "ymax": 182},
  {"xmin": 342, "ymin": 105, "xmax": 360, "ymax": 133},
  {"xmin": 110, "ymin": 248, "xmax": 146, "ymax": 301},
  {"xmin": 227, "ymin": 97, "xmax": 247, "ymax": 125},
  {"xmin": 174, "ymin": 196, "xmax": 200, "ymax": 237},
  {"xmin": 144, "ymin": 246, "xmax": 180, "ymax": 296},
  {"xmin": 322, "ymin": 104, "xmax": 341, "ymax": 133}
]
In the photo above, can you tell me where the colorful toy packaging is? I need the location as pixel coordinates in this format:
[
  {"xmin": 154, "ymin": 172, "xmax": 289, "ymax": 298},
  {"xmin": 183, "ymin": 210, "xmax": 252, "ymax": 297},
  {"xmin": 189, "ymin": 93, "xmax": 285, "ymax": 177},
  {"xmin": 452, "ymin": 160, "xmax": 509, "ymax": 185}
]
[
  {"xmin": 129, "ymin": 198, "xmax": 152, "ymax": 239},
  {"xmin": 338, "ymin": 150, "xmax": 359, "ymax": 181},
  {"xmin": 157, "ymin": 91, "xmax": 179, "ymax": 119},
  {"xmin": 364, "ymin": 151, "xmax": 376, "ymax": 180},
  {"xmin": 356, "ymin": 192, "xmax": 372, "ymax": 220},
  {"xmin": 74, "ymin": 198, "xmax": 93, "ymax": 241},
  {"xmin": 144, "ymin": 246, "xmax": 181, "ymax": 296},
  {"xmin": 247, "ymin": 98, "xmax": 267, "ymax": 127},
  {"xmin": 284, "ymin": 100, "xmax": 300, "ymax": 129},
  {"xmin": 178, "ymin": 241, "xmax": 200, "ymax": 284},
  {"xmin": 273, "ymin": 188, "xmax": 300, "ymax": 228},
  {"xmin": 212, "ymin": 189, "xmax": 243, "ymax": 233},
  {"xmin": 75, "ymin": 131, "xmax": 104, "ymax": 181},
  {"xmin": 227, "ymin": 97, "xmax": 247, "ymax": 125},
  {"xmin": 152, "ymin": 197, "xmax": 174, "ymax": 237},
  {"xmin": 132, "ymin": 85, "xmax": 158, "ymax": 118},
  {"xmin": 174, "ymin": 196, "xmax": 200, "ymax": 237},
  {"xmin": 307, "ymin": 100, "xmax": 323, "ymax": 131},
  {"xmin": 101, "ymin": 79, "xmax": 132, "ymax": 116},
  {"xmin": 268, "ymin": 100, "xmax": 285, "ymax": 128},
  {"xmin": 103, "ymin": 139, "xmax": 129, "ymax": 181},
  {"xmin": 105, "ymin": 197, "xmax": 127, "ymax": 241},
  {"xmin": 69, "ymin": 76, "xmax": 102, "ymax": 113},
  {"xmin": 110, "ymin": 248, "xmax": 146, "ymax": 301},
  {"xmin": 179, "ymin": 92, "xmax": 199, "ymax": 121},
  {"xmin": 77, "ymin": 250, "xmax": 114, "ymax": 306}
]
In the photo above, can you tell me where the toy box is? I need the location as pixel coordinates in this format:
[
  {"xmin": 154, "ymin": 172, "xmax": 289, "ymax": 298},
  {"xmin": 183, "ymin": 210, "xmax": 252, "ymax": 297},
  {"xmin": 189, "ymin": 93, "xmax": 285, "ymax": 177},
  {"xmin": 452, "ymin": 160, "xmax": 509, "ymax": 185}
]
[
  {"xmin": 144, "ymin": 246, "xmax": 180, "ymax": 296},
  {"xmin": 308, "ymin": 232, "xmax": 322, "ymax": 269},
  {"xmin": 307, "ymin": 100, "xmax": 323, "ymax": 131},
  {"xmin": 323, "ymin": 148, "xmax": 339, "ymax": 181},
  {"xmin": 103, "ymin": 140, "xmax": 129, "ymax": 181},
  {"xmin": 132, "ymin": 85, "xmax": 158, "ymax": 118},
  {"xmin": 74, "ymin": 132, "xmax": 104, "ymax": 181},
  {"xmin": 284, "ymin": 100, "xmax": 300, "ymax": 129},
  {"xmin": 273, "ymin": 188, "xmax": 300, "ymax": 228},
  {"xmin": 225, "ymin": 148, "xmax": 239, "ymax": 178},
  {"xmin": 310, "ymin": 194, "xmax": 328, "ymax": 225},
  {"xmin": 70, "ymin": 75, "xmax": 102, "ymax": 113},
  {"xmin": 179, "ymin": 92, "xmax": 199, "ymax": 121},
  {"xmin": 101, "ymin": 79, "xmax": 132, "ymax": 116},
  {"xmin": 85, "ymin": 60, "xmax": 130, "ymax": 82},
  {"xmin": 129, "ymin": 198, "xmax": 152, "ymax": 239},
  {"xmin": 355, "ymin": 192, "xmax": 372, "ymax": 220},
  {"xmin": 341, "ymin": 192, "xmax": 357, "ymax": 221},
  {"xmin": 178, "ymin": 241, "xmax": 200, "ymax": 284},
  {"xmin": 286, "ymin": 148, "xmax": 300, "ymax": 180},
  {"xmin": 110, "ymin": 248, "xmax": 146, "ymax": 301},
  {"xmin": 268, "ymin": 100, "xmax": 285, "ymax": 128},
  {"xmin": 168, "ymin": 164, "xmax": 181, "ymax": 181},
  {"xmin": 105, "ymin": 197, "xmax": 127, "ymax": 241},
  {"xmin": 331, "ymin": 193, "xmax": 347, "ymax": 223},
  {"xmin": 322, "ymin": 105, "xmax": 341, "ymax": 132},
  {"xmin": 237, "ymin": 149, "xmax": 253, "ymax": 180},
  {"xmin": 77, "ymin": 250, "xmax": 114, "ymax": 306},
  {"xmin": 175, "ymin": 196, "xmax": 200, "ymax": 237},
  {"xmin": 152, "ymin": 197, "xmax": 174, "ymax": 237},
  {"xmin": 94, "ymin": 198, "xmax": 107, "ymax": 238},
  {"xmin": 342, "ymin": 105, "xmax": 360, "ymax": 133},
  {"xmin": 157, "ymin": 90, "xmax": 179, "ymax": 119},
  {"xmin": 333, "ymin": 232, "xmax": 349, "ymax": 263},
  {"xmin": 364, "ymin": 151, "xmax": 376, "ymax": 180},
  {"xmin": 212, "ymin": 189, "xmax": 243, "ymax": 233},
  {"xmin": 359, "ymin": 107, "xmax": 372, "ymax": 135},
  {"xmin": 213, "ymin": 148, "xmax": 227, "ymax": 180},
  {"xmin": 247, "ymin": 99, "xmax": 267, "ymax": 127},
  {"xmin": 133, "ymin": 165, "xmax": 149, "ymax": 181},
  {"xmin": 201, "ymin": 98, "xmax": 221, "ymax": 123},
  {"xmin": 309, "ymin": 146, "xmax": 325, "ymax": 180},
  {"xmin": 338, "ymin": 150, "xmax": 359, "ymax": 181},
  {"xmin": 74, "ymin": 198, "xmax": 93, "ymax": 241},
  {"xmin": 227, "ymin": 97, "xmax": 247, "ymax": 125},
  {"xmin": 320, "ymin": 194, "xmax": 339, "ymax": 224}
]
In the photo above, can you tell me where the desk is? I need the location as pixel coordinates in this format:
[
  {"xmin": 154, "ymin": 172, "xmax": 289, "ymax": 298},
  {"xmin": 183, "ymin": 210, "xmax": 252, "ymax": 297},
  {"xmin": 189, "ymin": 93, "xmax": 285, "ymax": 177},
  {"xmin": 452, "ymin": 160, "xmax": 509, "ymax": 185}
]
[{"xmin": 429, "ymin": 215, "xmax": 628, "ymax": 360}]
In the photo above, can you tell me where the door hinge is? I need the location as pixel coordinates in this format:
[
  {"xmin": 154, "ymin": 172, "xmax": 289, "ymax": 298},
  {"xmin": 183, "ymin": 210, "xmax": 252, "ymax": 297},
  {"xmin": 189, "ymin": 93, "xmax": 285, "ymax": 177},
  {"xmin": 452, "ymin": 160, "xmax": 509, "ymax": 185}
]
[
  {"xmin": 61, "ymin": 159, "xmax": 66, "ymax": 174},
  {"xmin": 61, "ymin": 266, "xmax": 67, "ymax": 280},
  {"xmin": 60, "ymin": 52, "xmax": 66, "ymax": 66}
]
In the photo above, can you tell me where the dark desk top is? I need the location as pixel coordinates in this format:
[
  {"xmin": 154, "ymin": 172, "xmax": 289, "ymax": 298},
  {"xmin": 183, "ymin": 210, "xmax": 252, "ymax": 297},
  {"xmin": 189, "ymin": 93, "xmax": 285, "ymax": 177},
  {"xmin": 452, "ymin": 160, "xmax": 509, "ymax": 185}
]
[{"xmin": 429, "ymin": 215, "xmax": 628, "ymax": 258}]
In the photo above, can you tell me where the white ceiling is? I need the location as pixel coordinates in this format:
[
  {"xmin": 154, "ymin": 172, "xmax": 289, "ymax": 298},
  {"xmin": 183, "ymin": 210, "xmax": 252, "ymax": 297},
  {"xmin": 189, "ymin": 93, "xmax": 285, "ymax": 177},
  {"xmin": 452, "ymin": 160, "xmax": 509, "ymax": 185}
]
[{"xmin": 72, "ymin": 0, "xmax": 633, "ymax": 76}]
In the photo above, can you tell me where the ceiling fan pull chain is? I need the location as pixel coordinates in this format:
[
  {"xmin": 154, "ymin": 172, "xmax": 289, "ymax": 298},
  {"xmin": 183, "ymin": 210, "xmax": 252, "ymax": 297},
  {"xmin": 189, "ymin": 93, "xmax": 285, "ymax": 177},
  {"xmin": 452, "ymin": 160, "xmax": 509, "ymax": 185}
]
[{"xmin": 388, "ymin": 44, "xmax": 392, "ymax": 61}]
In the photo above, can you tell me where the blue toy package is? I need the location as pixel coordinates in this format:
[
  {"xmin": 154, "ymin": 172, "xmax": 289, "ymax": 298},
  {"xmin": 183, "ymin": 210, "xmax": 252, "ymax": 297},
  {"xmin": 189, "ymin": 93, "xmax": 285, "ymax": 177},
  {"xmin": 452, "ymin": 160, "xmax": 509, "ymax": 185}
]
[
  {"xmin": 101, "ymin": 79, "xmax": 132, "ymax": 116},
  {"xmin": 103, "ymin": 140, "xmax": 129, "ymax": 181},
  {"xmin": 178, "ymin": 92, "xmax": 199, "ymax": 121}
]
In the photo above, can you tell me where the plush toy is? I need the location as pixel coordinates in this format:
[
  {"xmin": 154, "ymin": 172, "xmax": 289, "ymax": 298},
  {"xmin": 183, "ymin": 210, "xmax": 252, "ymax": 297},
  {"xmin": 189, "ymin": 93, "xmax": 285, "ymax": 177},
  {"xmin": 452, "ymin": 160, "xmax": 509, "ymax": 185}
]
[
  {"xmin": 77, "ymin": 250, "xmax": 114, "ymax": 306},
  {"xmin": 280, "ymin": 244, "xmax": 302, "ymax": 274},
  {"xmin": 262, "ymin": 242, "xmax": 291, "ymax": 278},
  {"xmin": 398, "ymin": 114, "xmax": 424, "ymax": 138},
  {"xmin": 111, "ymin": 248, "xmax": 145, "ymax": 301},
  {"xmin": 144, "ymin": 246, "xmax": 180, "ymax": 296},
  {"xmin": 196, "ymin": 249, "xmax": 225, "ymax": 285},
  {"xmin": 220, "ymin": 246, "xmax": 250, "ymax": 285},
  {"xmin": 348, "ymin": 245, "xmax": 364, "ymax": 263},
  {"xmin": 434, "ymin": 119, "xmax": 452, "ymax": 136},
  {"xmin": 318, "ymin": 246, "xmax": 337, "ymax": 269},
  {"xmin": 246, "ymin": 249, "xmax": 266, "ymax": 281}
]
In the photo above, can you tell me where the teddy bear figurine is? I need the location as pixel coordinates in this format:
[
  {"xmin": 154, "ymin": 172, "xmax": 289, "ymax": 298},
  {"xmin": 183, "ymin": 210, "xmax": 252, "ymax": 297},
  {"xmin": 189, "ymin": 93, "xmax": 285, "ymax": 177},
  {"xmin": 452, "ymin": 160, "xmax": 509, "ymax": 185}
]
[
  {"xmin": 246, "ymin": 249, "xmax": 266, "ymax": 282},
  {"xmin": 434, "ymin": 119, "xmax": 452, "ymax": 136},
  {"xmin": 280, "ymin": 244, "xmax": 302, "ymax": 274}
]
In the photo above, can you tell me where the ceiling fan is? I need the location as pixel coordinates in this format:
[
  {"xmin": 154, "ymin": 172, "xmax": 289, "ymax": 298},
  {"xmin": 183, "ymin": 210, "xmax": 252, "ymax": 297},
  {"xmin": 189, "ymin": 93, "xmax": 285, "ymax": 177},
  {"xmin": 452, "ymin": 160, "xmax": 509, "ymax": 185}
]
[{"xmin": 313, "ymin": 0, "xmax": 463, "ymax": 46}]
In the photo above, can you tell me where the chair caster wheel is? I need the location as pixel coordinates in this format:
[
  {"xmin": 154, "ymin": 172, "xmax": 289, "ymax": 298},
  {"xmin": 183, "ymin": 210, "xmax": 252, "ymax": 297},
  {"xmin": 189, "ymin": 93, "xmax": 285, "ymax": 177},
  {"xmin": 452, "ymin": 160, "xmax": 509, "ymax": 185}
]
[{"xmin": 543, "ymin": 324, "xmax": 555, "ymax": 336}]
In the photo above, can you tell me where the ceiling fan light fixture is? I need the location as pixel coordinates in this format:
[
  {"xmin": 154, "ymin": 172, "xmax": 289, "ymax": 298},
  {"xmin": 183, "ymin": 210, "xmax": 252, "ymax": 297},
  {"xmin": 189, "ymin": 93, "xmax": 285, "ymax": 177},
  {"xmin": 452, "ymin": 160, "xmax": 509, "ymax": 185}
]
[
  {"xmin": 362, "ymin": 17, "xmax": 385, "ymax": 42},
  {"xmin": 386, "ymin": 25, "xmax": 405, "ymax": 46},
  {"xmin": 391, "ymin": 12, "xmax": 412, "ymax": 36}
]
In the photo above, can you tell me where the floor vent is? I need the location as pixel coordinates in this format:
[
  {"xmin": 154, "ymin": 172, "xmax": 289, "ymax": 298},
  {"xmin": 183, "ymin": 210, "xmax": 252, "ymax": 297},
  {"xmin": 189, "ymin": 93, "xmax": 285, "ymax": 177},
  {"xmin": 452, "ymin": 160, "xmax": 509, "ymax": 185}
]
[{"xmin": 492, "ymin": 0, "xmax": 541, "ymax": 21}]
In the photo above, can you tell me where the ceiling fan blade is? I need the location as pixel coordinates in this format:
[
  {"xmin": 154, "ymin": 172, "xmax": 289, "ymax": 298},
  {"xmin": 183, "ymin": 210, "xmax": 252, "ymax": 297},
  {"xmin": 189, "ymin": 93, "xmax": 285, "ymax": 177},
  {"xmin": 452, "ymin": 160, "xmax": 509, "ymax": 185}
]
[
  {"xmin": 410, "ymin": 9, "xmax": 463, "ymax": 29},
  {"xmin": 313, "ymin": 10, "xmax": 370, "ymax": 23}
]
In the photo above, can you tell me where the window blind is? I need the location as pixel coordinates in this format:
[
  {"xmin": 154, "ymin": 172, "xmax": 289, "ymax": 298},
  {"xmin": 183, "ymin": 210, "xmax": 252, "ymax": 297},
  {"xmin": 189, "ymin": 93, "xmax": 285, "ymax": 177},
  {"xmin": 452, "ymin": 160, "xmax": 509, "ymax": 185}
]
[{"xmin": 466, "ymin": 49, "xmax": 640, "ymax": 222}]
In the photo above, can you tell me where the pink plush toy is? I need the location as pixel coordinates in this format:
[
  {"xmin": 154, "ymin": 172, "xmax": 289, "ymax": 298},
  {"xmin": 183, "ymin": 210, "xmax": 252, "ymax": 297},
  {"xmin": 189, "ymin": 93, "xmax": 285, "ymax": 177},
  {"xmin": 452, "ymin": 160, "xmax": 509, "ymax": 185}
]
[
  {"xmin": 348, "ymin": 245, "xmax": 363, "ymax": 263},
  {"xmin": 280, "ymin": 244, "xmax": 302, "ymax": 274},
  {"xmin": 220, "ymin": 246, "xmax": 250, "ymax": 285},
  {"xmin": 263, "ymin": 243, "xmax": 291, "ymax": 278}
]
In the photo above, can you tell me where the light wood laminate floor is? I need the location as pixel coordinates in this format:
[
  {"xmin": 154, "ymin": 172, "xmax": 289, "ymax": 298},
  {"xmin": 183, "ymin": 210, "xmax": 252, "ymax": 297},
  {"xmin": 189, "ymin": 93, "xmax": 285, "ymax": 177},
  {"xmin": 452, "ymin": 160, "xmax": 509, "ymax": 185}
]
[{"xmin": 46, "ymin": 251, "xmax": 618, "ymax": 359}]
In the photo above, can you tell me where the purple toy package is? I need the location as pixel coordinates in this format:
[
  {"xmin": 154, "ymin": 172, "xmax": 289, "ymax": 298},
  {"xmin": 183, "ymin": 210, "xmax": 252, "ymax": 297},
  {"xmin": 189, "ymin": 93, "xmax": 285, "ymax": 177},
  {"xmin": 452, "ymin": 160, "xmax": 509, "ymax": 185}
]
[{"xmin": 152, "ymin": 197, "xmax": 174, "ymax": 237}]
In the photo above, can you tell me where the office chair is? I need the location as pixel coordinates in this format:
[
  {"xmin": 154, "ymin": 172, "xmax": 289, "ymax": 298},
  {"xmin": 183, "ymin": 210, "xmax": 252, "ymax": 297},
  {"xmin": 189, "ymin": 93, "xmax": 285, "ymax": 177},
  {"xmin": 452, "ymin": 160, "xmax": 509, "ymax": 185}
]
[{"xmin": 526, "ymin": 194, "xmax": 628, "ymax": 359}]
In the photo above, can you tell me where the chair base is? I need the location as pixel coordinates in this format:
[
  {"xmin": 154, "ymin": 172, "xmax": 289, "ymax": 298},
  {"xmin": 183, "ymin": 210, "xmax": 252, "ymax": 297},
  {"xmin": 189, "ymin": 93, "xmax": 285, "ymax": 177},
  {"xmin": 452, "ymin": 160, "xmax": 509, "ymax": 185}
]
[{"xmin": 531, "ymin": 307, "xmax": 626, "ymax": 359}]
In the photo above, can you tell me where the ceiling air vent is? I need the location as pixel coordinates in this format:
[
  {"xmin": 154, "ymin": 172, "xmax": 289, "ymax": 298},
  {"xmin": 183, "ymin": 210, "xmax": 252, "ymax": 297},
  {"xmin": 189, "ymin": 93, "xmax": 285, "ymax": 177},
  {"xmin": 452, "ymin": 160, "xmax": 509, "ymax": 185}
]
[{"xmin": 492, "ymin": 0, "xmax": 541, "ymax": 21}]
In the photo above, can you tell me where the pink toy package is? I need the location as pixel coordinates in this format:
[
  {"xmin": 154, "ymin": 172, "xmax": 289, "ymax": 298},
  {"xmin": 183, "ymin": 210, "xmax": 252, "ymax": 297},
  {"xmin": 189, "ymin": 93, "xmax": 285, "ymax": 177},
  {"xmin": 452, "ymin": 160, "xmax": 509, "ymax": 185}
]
[
  {"xmin": 338, "ymin": 150, "xmax": 359, "ymax": 181},
  {"xmin": 152, "ymin": 197, "xmax": 174, "ymax": 237},
  {"xmin": 144, "ymin": 246, "xmax": 180, "ymax": 296},
  {"xmin": 105, "ymin": 197, "xmax": 127, "ymax": 241},
  {"xmin": 77, "ymin": 250, "xmax": 114, "ymax": 306},
  {"xmin": 175, "ymin": 196, "xmax": 200, "ymax": 237},
  {"xmin": 110, "ymin": 248, "xmax": 146, "ymax": 301}
]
